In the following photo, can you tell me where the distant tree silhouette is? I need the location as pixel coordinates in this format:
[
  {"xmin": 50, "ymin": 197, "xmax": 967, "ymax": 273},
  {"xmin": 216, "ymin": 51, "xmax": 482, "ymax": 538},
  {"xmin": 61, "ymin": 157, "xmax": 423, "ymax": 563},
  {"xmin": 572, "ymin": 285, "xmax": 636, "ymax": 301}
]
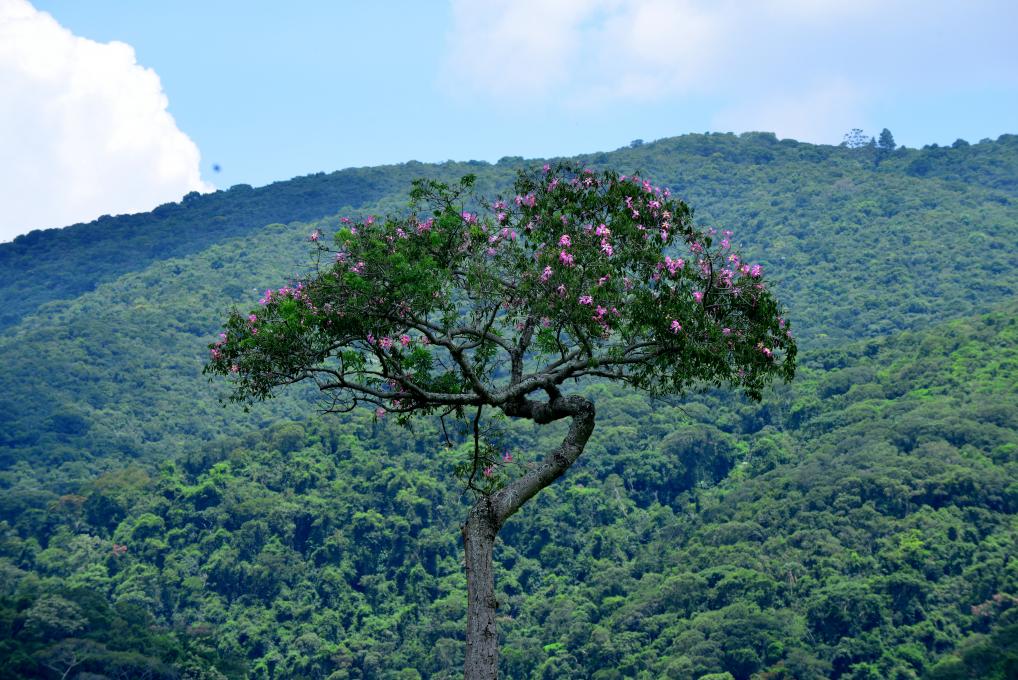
[{"xmin": 878, "ymin": 128, "xmax": 896, "ymax": 152}]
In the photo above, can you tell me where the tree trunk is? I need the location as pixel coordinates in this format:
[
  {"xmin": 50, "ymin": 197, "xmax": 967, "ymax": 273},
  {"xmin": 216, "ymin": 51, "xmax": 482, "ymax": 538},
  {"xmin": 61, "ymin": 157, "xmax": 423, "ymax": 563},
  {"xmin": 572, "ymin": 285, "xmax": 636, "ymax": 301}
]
[
  {"xmin": 462, "ymin": 501, "xmax": 499, "ymax": 680},
  {"xmin": 461, "ymin": 393, "xmax": 596, "ymax": 680}
]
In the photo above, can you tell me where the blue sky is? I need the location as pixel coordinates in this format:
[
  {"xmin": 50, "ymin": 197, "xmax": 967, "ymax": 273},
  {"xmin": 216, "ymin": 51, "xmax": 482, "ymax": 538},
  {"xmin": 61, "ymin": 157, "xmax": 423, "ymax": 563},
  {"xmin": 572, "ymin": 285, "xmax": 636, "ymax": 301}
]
[{"xmin": 2, "ymin": 0, "xmax": 1016, "ymax": 241}]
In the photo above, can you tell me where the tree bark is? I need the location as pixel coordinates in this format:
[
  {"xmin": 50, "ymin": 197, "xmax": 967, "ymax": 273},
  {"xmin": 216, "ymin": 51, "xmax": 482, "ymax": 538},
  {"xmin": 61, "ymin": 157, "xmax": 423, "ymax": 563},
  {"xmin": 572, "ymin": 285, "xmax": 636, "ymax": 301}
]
[
  {"xmin": 463, "ymin": 501, "xmax": 499, "ymax": 680},
  {"xmin": 461, "ymin": 393, "xmax": 596, "ymax": 680}
]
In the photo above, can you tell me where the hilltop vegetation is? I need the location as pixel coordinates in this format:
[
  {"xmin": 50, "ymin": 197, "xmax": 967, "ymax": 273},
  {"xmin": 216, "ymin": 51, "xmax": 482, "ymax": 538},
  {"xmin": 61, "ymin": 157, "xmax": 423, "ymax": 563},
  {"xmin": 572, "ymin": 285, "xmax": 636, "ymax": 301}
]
[
  {"xmin": 1, "ymin": 132, "xmax": 1015, "ymax": 336},
  {"xmin": 0, "ymin": 132, "xmax": 1016, "ymax": 678}
]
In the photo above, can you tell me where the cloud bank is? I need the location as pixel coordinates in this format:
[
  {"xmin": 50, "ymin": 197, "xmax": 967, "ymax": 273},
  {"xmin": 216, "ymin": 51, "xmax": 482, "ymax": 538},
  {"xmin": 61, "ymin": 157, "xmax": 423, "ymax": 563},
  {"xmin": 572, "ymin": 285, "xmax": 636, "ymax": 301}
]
[
  {"xmin": 443, "ymin": 0, "xmax": 1017, "ymax": 144},
  {"xmin": 0, "ymin": 0, "xmax": 211, "ymax": 242}
]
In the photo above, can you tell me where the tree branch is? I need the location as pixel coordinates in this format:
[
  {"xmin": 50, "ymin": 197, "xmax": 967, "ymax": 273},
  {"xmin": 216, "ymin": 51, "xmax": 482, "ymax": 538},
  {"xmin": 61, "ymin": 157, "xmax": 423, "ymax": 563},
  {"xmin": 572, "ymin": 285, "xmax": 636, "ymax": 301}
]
[{"xmin": 492, "ymin": 394, "xmax": 595, "ymax": 525}]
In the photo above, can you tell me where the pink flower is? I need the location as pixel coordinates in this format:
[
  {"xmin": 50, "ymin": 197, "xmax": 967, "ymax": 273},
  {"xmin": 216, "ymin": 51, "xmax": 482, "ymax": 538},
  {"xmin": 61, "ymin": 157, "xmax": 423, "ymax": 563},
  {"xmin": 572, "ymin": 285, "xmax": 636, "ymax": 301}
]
[
  {"xmin": 693, "ymin": 291, "xmax": 704, "ymax": 303},
  {"xmin": 483, "ymin": 466, "xmax": 494, "ymax": 477},
  {"xmin": 722, "ymin": 327, "xmax": 732, "ymax": 336},
  {"xmin": 461, "ymin": 211, "xmax": 477, "ymax": 224},
  {"xmin": 750, "ymin": 264, "xmax": 763, "ymax": 278},
  {"xmin": 309, "ymin": 230, "xmax": 320, "ymax": 242},
  {"xmin": 375, "ymin": 407, "xmax": 386, "ymax": 418},
  {"xmin": 597, "ymin": 274, "xmax": 610, "ymax": 286},
  {"xmin": 595, "ymin": 223, "xmax": 611, "ymax": 237},
  {"xmin": 380, "ymin": 336, "xmax": 393, "ymax": 350},
  {"xmin": 542, "ymin": 163, "xmax": 551, "ymax": 173},
  {"xmin": 229, "ymin": 364, "xmax": 239, "ymax": 373},
  {"xmin": 665, "ymin": 256, "xmax": 684, "ymax": 276},
  {"xmin": 351, "ymin": 261, "xmax": 365, "ymax": 274},
  {"xmin": 600, "ymin": 240, "xmax": 614, "ymax": 257},
  {"xmin": 502, "ymin": 451, "xmax": 513, "ymax": 463},
  {"xmin": 556, "ymin": 284, "xmax": 567, "ymax": 297},
  {"xmin": 579, "ymin": 295, "xmax": 593, "ymax": 305},
  {"xmin": 400, "ymin": 334, "xmax": 411, "ymax": 347},
  {"xmin": 559, "ymin": 234, "xmax": 572, "ymax": 247},
  {"xmin": 594, "ymin": 305, "xmax": 607, "ymax": 319},
  {"xmin": 540, "ymin": 266, "xmax": 553, "ymax": 282},
  {"xmin": 248, "ymin": 314, "xmax": 257, "ymax": 323},
  {"xmin": 559, "ymin": 250, "xmax": 575, "ymax": 266},
  {"xmin": 670, "ymin": 320, "xmax": 682, "ymax": 334},
  {"xmin": 721, "ymin": 238, "xmax": 731, "ymax": 250}
]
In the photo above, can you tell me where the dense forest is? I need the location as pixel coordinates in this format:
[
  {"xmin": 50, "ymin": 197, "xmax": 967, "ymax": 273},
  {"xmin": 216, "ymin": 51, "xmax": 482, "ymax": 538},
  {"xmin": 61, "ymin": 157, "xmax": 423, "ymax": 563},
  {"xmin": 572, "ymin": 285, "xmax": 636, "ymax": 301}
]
[{"xmin": 0, "ymin": 133, "xmax": 1015, "ymax": 679}]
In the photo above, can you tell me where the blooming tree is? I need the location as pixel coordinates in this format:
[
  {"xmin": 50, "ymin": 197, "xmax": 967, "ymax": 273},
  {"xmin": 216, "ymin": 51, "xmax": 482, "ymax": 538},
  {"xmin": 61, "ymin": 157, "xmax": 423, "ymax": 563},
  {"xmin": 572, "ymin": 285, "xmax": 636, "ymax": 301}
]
[{"xmin": 205, "ymin": 164, "xmax": 796, "ymax": 679}]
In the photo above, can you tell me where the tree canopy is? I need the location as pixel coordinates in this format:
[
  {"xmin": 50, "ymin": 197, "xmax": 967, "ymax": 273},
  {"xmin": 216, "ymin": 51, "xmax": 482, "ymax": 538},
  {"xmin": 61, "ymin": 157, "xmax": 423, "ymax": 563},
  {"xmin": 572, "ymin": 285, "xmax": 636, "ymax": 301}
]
[{"xmin": 206, "ymin": 164, "xmax": 794, "ymax": 421}]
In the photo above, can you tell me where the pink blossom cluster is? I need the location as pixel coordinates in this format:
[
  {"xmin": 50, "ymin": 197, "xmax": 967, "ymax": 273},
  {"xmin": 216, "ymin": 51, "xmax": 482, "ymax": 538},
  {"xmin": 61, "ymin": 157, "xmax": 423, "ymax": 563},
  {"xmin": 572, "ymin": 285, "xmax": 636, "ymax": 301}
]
[{"xmin": 259, "ymin": 282, "xmax": 308, "ymax": 306}]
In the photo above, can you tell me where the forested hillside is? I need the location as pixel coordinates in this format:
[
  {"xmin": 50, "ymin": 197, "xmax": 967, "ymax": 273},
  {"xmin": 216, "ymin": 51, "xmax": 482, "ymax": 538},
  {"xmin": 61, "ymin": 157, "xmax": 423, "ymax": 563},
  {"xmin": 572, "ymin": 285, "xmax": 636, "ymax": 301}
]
[
  {"xmin": 1, "ymin": 133, "xmax": 1014, "ymax": 335},
  {"xmin": 0, "ymin": 133, "xmax": 1016, "ymax": 679},
  {"xmin": 1, "ymin": 311, "xmax": 1015, "ymax": 678}
]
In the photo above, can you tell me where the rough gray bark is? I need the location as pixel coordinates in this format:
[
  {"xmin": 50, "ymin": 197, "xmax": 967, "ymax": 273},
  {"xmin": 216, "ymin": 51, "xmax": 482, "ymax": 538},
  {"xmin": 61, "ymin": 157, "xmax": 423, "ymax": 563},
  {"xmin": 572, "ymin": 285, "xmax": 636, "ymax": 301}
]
[
  {"xmin": 462, "ymin": 502, "xmax": 499, "ymax": 680},
  {"xmin": 462, "ymin": 392, "xmax": 596, "ymax": 680}
]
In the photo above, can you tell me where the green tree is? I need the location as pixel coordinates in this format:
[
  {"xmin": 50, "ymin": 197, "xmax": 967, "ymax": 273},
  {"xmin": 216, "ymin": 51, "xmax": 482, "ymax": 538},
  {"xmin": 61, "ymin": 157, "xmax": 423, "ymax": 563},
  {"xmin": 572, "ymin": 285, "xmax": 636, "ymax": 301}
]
[
  {"xmin": 205, "ymin": 164, "xmax": 796, "ymax": 679},
  {"xmin": 878, "ymin": 129, "xmax": 896, "ymax": 152},
  {"xmin": 842, "ymin": 128, "xmax": 869, "ymax": 149}
]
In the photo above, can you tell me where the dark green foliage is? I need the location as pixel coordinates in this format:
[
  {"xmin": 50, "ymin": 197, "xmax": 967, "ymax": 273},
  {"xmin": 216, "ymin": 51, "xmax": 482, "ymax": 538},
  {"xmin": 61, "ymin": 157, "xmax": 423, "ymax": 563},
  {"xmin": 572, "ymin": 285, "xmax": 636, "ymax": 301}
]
[
  {"xmin": 0, "ymin": 132, "xmax": 1016, "ymax": 677},
  {"xmin": 1, "ymin": 311, "xmax": 1016, "ymax": 677}
]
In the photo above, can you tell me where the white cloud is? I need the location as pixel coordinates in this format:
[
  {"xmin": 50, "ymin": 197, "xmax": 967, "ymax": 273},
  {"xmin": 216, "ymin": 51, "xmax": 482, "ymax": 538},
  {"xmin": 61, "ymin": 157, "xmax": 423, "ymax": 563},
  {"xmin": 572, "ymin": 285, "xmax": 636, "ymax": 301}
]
[
  {"xmin": 0, "ymin": 0, "xmax": 211, "ymax": 242},
  {"xmin": 442, "ymin": 0, "xmax": 724, "ymax": 104},
  {"xmin": 442, "ymin": 0, "xmax": 590, "ymax": 99},
  {"xmin": 442, "ymin": 0, "xmax": 1018, "ymax": 141}
]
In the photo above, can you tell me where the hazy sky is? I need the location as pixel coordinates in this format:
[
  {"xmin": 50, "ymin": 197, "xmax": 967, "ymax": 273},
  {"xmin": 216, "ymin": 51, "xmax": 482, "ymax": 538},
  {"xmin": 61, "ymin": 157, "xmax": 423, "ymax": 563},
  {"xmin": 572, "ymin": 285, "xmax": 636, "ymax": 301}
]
[{"xmin": 2, "ymin": 0, "xmax": 1016, "ymax": 241}]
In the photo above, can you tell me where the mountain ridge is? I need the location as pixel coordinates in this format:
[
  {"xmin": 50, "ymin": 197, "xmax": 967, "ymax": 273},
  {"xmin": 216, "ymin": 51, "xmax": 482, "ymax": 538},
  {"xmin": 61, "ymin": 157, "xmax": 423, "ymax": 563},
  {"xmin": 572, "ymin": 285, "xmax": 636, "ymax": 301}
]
[{"xmin": 2, "ymin": 132, "xmax": 1014, "ymax": 331}]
